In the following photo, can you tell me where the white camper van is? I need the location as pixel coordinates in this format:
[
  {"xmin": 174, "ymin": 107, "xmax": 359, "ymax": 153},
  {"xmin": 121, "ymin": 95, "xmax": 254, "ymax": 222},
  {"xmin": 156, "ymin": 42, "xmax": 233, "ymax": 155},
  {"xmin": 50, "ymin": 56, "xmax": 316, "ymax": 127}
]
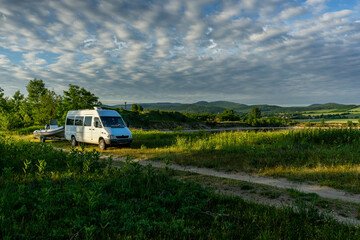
[{"xmin": 65, "ymin": 107, "xmax": 132, "ymax": 150}]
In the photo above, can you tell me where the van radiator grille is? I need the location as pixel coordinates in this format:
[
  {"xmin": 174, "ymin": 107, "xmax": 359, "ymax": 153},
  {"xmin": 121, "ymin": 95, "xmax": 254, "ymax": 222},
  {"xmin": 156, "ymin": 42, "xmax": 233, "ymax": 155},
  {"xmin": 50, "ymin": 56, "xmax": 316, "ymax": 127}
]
[{"xmin": 116, "ymin": 135, "xmax": 129, "ymax": 139}]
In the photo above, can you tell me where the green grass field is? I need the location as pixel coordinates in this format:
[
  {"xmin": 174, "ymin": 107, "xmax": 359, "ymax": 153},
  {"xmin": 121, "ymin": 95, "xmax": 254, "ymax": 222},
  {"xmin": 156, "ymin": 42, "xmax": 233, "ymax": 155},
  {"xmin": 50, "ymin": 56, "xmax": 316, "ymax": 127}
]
[
  {"xmin": 18, "ymin": 128, "xmax": 360, "ymax": 194},
  {"xmin": 297, "ymin": 119, "xmax": 359, "ymax": 123},
  {"xmin": 3, "ymin": 135, "xmax": 360, "ymax": 238},
  {"xmin": 350, "ymin": 107, "xmax": 360, "ymax": 112},
  {"xmin": 298, "ymin": 106, "xmax": 360, "ymax": 121}
]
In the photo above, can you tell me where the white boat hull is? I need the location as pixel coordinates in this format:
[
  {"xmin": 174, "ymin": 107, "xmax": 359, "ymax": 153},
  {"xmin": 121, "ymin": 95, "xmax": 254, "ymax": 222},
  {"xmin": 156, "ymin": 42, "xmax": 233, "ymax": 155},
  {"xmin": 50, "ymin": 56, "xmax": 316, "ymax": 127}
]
[{"xmin": 33, "ymin": 126, "xmax": 65, "ymax": 137}]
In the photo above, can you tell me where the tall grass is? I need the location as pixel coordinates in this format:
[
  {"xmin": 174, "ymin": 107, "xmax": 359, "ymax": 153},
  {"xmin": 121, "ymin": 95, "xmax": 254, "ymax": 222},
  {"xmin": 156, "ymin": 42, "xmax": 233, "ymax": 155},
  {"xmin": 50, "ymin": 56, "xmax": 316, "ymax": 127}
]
[
  {"xmin": 164, "ymin": 129, "xmax": 360, "ymax": 168},
  {"xmin": 10, "ymin": 128, "xmax": 360, "ymax": 193},
  {"xmin": 171, "ymin": 128, "xmax": 360, "ymax": 151},
  {"xmin": 129, "ymin": 129, "xmax": 360, "ymax": 193},
  {"xmin": 1, "ymin": 136, "xmax": 359, "ymax": 239},
  {"xmin": 132, "ymin": 128, "xmax": 360, "ymax": 150}
]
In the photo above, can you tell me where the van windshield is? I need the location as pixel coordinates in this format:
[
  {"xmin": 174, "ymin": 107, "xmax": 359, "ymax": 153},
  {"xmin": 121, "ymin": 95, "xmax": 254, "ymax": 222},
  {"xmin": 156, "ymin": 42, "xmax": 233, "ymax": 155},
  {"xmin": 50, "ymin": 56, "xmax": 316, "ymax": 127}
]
[{"xmin": 100, "ymin": 117, "xmax": 125, "ymax": 128}]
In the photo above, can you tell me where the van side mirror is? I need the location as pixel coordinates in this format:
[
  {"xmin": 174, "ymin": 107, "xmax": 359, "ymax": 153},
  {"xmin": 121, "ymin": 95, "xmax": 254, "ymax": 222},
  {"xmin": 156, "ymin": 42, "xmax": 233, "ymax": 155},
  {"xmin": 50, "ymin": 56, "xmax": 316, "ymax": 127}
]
[
  {"xmin": 95, "ymin": 122, "xmax": 99, "ymax": 128},
  {"xmin": 127, "ymin": 123, "xmax": 129, "ymax": 128}
]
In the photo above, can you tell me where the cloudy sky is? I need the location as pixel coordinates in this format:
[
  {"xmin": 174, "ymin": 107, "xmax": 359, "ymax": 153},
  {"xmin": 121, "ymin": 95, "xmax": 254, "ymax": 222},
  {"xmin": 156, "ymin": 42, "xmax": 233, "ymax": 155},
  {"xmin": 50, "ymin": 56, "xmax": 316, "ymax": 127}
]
[{"xmin": 0, "ymin": 0, "xmax": 359, "ymax": 106}]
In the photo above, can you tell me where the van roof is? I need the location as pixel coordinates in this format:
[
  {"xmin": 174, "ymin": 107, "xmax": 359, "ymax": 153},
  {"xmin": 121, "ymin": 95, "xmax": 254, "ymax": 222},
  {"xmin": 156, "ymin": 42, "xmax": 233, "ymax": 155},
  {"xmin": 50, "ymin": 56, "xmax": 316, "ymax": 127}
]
[{"xmin": 66, "ymin": 109, "xmax": 121, "ymax": 117}]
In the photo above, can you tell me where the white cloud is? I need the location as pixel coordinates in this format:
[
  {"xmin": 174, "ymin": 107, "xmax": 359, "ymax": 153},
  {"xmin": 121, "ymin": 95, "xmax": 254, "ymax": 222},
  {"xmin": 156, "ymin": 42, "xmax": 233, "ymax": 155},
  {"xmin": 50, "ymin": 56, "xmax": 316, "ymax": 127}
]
[
  {"xmin": 248, "ymin": 27, "xmax": 289, "ymax": 43},
  {"xmin": 0, "ymin": 0, "xmax": 359, "ymax": 104},
  {"xmin": 22, "ymin": 52, "xmax": 47, "ymax": 67},
  {"xmin": 320, "ymin": 10, "xmax": 355, "ymax": 21},
  {"xmin": 0, "ymin": 54, "xmax": 11, "ymax": 66},
  {"xmin": 279, "ymin": 6, "xmax": 305, "ymax": 19},
  {"xmin": 305, "ymin": 0, "xmax": 327, "ymax": 13}
]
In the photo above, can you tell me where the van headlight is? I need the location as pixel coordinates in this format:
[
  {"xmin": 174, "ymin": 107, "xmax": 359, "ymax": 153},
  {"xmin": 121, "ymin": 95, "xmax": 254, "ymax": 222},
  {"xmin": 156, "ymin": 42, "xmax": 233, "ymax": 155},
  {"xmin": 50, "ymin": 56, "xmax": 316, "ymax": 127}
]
[
  {"xmin": 110, "ymin": 135, "xmax": 117, "ymax": 139},
  {"xmin": 129, "ymin": 133, "xmax": 132, "ymax": 139}
]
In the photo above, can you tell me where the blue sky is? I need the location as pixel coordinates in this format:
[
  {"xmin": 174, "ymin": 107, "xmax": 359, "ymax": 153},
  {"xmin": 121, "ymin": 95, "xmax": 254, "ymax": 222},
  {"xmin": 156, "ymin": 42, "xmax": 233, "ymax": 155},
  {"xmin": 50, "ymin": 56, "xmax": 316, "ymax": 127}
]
[{"xmin": 0, "ymin": 0, "xmax": 359, "ymax": 105}]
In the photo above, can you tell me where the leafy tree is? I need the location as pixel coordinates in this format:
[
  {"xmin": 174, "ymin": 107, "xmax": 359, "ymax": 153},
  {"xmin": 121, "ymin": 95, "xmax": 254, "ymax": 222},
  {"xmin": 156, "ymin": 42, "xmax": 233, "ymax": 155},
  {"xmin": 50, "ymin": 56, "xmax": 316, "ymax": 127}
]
[
  {"xmin": 245, "ymin": 107, "xmax": 262, "ymax": 126},
  {"xmin": 131, "ymin": 104, "xmax": 143, "ymax": 112},
  {"xmin": 219, "ymin": 109, "xmax": 240, "ymax": 121},
  {"xmin": 131, "ymin": 104, "xmax": 138, "ymax": 112},
  {"xmin": 62, "ymin": 84, "xmax": 101, "ymax": 110},
  {"xmin": 10, "ymin": 91, "xmax": 30, "ymax": 127},
  {"xmin": 0, "ymin": 90, "xmax": 26, "ymax": 129},
  {"xmin": 12, "ymin": 90, "xmax": 24, "ymax": 108},
  {"xmin": 0, "ymin": 111, "xmax": 22, "ymax": 130},
  {"xmin": 251, "ymin": 107, "xmax": 261, "ymax": 119},
  {"xmin": 0, "ymin": 87, "xmax": 7, "ymax": 111},
  {"xmin": 58, "ymin": 84, "xmax": 102, "ymax": 123},
  {"xmin": 26, "ymin": 78, "xmax": 46, "ymax": 104},
  {"xmin": 18, "ymin": 100, "xmax": 32, "ymax": 127},
  {"xmin": 32, "ymin": 90, "xmax": 61, "ymax": 124},
  {"xmin": 24, "ymin": 79, "xmax": 61, "ymax": 125}
]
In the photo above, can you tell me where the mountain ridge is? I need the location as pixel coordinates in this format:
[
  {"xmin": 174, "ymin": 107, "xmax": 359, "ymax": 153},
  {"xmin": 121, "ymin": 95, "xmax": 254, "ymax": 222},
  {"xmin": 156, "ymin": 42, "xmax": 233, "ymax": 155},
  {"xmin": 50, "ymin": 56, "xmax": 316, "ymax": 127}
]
[{"xmin": 103, "ymin": 101, "xmax": 358, "ymax": 114}]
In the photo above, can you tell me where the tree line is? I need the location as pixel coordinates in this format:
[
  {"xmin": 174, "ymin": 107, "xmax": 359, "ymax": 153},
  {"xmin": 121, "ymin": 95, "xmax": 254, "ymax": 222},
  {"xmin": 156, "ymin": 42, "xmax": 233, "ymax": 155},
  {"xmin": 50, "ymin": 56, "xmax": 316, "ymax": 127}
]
[
  {"xmin": 0, "ymin": 78, "xmax": 296, "ymax": 130},
  {"xmin": 185, "ymin": 107, "xmax": 295, "ymax": 127},
  {"xmin": 0, "ymin": 78, "xmax": 101, "ymax": 130}
]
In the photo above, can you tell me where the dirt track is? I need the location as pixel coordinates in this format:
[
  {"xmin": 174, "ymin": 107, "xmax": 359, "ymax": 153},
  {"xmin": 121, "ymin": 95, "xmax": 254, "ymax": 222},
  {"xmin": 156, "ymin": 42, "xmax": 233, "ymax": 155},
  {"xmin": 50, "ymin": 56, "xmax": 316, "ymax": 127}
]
[
  {"xmin": 107, "ymin": 157, "xmax": 360, "ymax": 225},
  {"xmin": 110, "ymin": 157, "xmax": 360, "ymax": 204}
]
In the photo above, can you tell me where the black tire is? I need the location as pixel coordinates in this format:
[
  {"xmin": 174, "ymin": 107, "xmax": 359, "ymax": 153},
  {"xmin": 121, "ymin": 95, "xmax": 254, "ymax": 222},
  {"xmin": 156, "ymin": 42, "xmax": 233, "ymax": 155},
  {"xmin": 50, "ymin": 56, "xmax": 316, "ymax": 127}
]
[
  {"xmin": 40, "ymin": 136, "xmax": 46, "ymax": 143},
  {"xmin": 99, "ymin": 138, "xmax": 106, "ymax": 150},
  {"xmin": 71, "ymin": 136, "xmax": 78, "ymax": 147}
]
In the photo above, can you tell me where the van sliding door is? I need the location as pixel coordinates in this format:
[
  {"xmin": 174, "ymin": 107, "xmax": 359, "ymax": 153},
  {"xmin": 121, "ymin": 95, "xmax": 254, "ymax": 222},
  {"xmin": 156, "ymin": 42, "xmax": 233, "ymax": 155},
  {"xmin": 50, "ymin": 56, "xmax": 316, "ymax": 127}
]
[
  {"xmin": 83, "ymin": 116, "xmax": 93, "ymax": 143},
  {"xmin": 92, "ymin": 117, "xmax": 103, "ymax": 144},
  {"xmin": 75, "ymin": 116, "xmax": 84, "ymax": 142}
]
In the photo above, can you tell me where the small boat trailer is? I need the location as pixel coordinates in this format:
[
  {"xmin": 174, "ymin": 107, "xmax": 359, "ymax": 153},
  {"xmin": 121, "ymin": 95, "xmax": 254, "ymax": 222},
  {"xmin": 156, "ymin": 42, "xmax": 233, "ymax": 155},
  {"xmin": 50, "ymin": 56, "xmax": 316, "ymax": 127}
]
[{"xmin": 33, "ymin": 119, "xmax": 65, "ymax": 142}]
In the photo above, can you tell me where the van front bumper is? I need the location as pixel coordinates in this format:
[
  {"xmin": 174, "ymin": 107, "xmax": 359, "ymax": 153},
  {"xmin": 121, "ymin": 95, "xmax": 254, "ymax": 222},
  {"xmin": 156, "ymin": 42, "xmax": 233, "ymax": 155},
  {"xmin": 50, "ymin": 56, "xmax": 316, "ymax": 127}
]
[{"xmin": 106, "ymin": 138, "xmax": 133, "ymax": 146}]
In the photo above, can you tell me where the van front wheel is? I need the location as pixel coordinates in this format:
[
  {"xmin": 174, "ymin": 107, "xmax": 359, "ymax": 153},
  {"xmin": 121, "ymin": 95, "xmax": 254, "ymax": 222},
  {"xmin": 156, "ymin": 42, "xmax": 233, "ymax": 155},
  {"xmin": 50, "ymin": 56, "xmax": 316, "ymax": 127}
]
[
  {"xmin": 71, "ymin": 136, "xmax": 78, "ymax": 147},
  {"xmin": 99, "ymin": 139, "xmax": 107, "ymax": 150}
]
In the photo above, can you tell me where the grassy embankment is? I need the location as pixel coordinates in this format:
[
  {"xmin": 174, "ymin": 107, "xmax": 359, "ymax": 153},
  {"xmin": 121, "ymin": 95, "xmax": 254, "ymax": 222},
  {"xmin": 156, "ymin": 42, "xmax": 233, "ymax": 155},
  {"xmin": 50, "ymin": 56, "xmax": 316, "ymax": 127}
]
[{"xmin": 1, "ymin": 136, "xmax": 360, "ymax": 239}]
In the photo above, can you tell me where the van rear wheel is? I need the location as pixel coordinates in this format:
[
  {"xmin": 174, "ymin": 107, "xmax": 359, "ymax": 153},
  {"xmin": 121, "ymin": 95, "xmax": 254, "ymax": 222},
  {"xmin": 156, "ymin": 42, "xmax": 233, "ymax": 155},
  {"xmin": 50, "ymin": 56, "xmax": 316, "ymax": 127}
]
[
  {"xmin": 99, "ymin": 139, "xmax": 106, "ymax": 150},
  {"xmin": 71, "ymin": 136, "xmax": 78, "ymax": 147}
]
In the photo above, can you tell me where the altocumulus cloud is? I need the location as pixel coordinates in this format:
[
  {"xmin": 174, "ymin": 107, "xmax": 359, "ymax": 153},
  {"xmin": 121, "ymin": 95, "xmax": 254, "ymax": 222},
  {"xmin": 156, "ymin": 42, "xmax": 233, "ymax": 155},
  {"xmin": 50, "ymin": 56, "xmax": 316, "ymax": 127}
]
[{"xmin": 0, "ymin": 0, "xmax": 359, "ymax": 105}]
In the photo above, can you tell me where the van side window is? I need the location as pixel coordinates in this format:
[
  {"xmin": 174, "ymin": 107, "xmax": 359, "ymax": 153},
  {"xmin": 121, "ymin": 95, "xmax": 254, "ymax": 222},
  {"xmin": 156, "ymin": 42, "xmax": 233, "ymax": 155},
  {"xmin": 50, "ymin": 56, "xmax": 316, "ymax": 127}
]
[
  {"xmin": 66, "ymin": 117, "xmax": 74, "ymax": 125},
  {"xmin": 75, "ymin": 116, "xmax": 84, "ymax": 126},
  {"xmin": 94, "ymin": 117, "xmax": 102, "ymax": 128},
  {"xmin": 84, "ymin": 116, "xmax": 92, "ymax": 126}
]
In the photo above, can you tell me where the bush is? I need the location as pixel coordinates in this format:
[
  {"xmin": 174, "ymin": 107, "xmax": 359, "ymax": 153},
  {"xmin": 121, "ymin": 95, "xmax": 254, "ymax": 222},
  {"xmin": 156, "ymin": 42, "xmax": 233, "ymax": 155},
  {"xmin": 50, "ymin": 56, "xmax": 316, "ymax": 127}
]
[
  {"xmin": 0, "ymin": 111, "xmax": 23, "ymax": 130},
  {"xmin": 218, "ymin": 109, "xmax": 240, "ymax": 121}
]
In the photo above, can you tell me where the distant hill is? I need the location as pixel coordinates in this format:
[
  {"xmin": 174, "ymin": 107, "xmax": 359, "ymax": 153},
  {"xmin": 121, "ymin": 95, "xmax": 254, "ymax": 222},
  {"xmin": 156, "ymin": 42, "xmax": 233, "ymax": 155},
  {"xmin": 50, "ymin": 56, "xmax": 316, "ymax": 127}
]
[
  {"xmin": 146, "ymin": 104, "xmax": 226, "ymax": 114},
  {"xmin": 103, "ymin": 101, "xmax": 359, "ymax": 114},
  {"xmin": 102, "ymin": 102, "xmax": 182, "ymax": 110},
  {"xmin": 279, "ymin": 103, "xmax": 357, "ymax": 113},
  {"xmin": 194, "ymin": 101, "xmax": 248, "ymax": 109},
  {"xmin": 142, "ymin": 101, "xmax": 286, "ymax": 114}
]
